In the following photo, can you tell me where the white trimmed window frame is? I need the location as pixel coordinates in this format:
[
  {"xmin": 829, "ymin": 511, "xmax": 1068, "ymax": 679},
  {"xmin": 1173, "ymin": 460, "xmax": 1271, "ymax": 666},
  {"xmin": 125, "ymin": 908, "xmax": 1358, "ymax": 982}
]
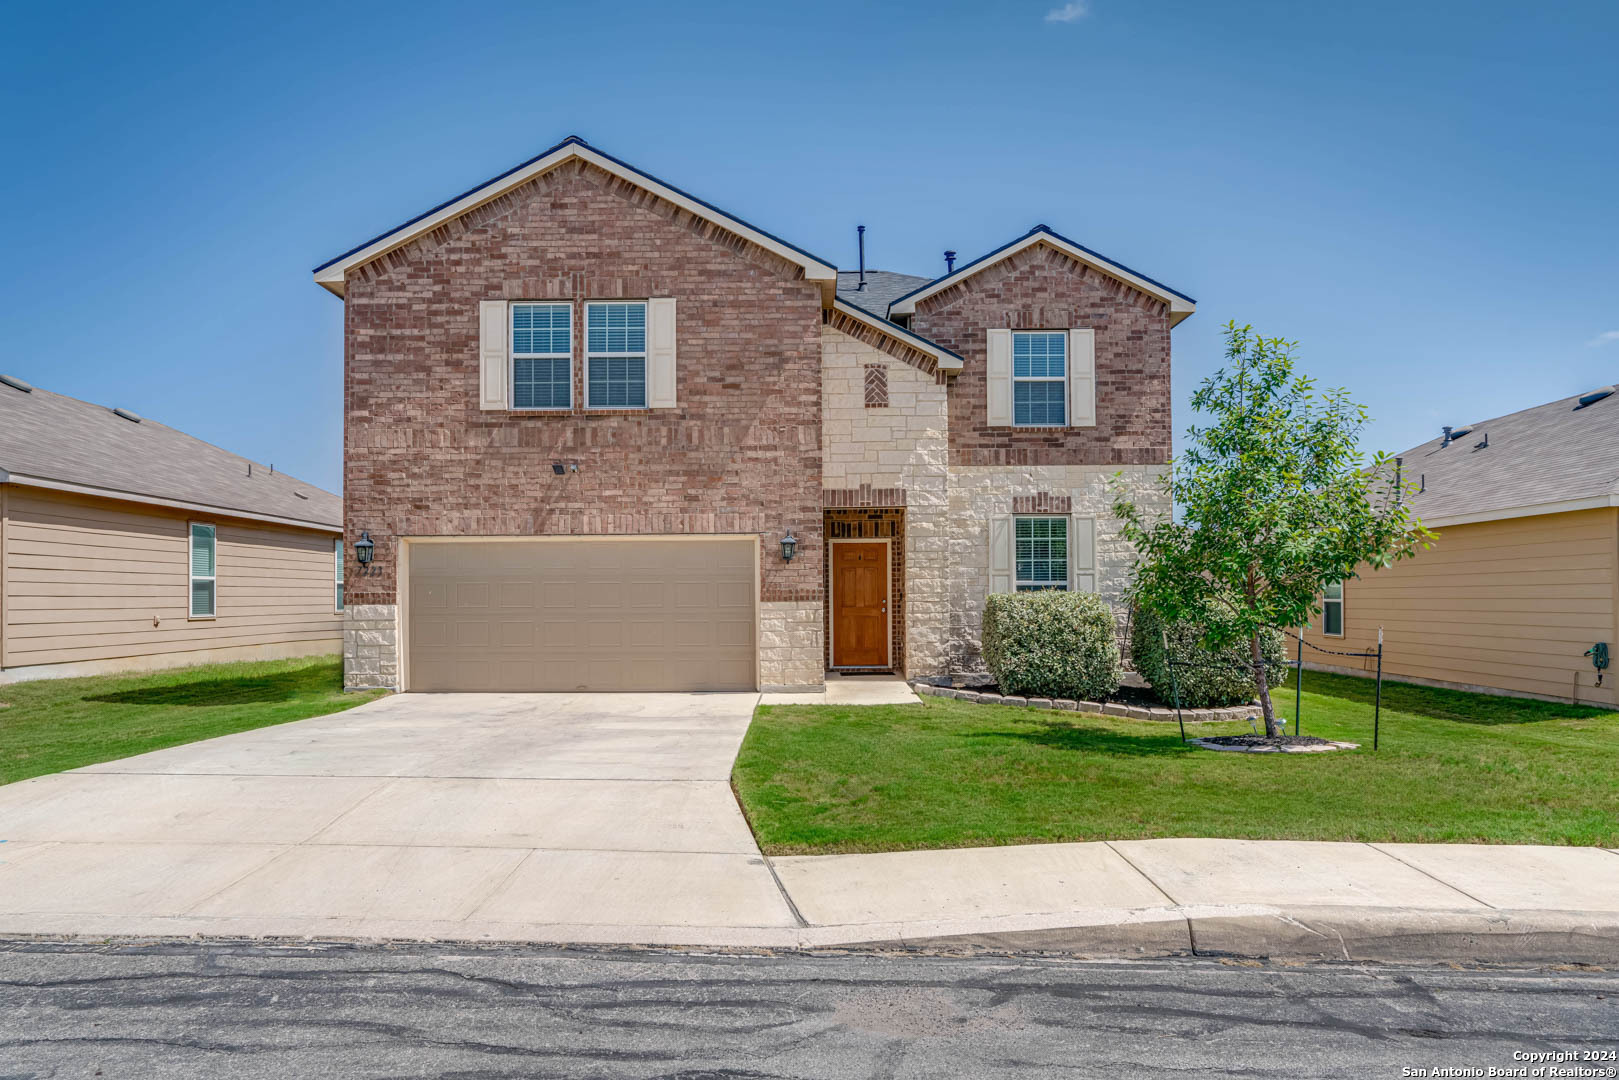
[
  {"xmin": 1011, "ymin": 330, "xmax": 1068, "ymax": 428},
  {"xmin": 584, "ymin": 300, "xmax": 649, "ymax": 411},
  {"xmin": 1014, "ymin": 515, "xmax": 1069, "ymax": 591},
  {"xmin": 189, "ymin": 522, "xmax": 217, "ymax": 619},
  {"xmin": 334, "ymin": 538, "xmax": 345, "ymax": 614},
  {"xmin": 1321, "ymin": 580, "xmax": 1344, "ymax": 637},
  {"xmin": 510, "ymin": 302, "xmax": 573, "ymax": 411}
]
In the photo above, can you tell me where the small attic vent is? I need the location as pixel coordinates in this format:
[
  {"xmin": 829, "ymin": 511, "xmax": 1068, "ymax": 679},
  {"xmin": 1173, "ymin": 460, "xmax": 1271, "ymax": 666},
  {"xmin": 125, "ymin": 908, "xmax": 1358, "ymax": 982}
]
[
  {"xmin": 112, "ymin": 407, "xmax": 143, "ymax": 423},
  {"xmin": 1574, "ymin": 386, "xmax": 1616, "ymax": 410},
  {"xmin": 0, "ymin": 374, "xmax": 34, "ymax": 393}
]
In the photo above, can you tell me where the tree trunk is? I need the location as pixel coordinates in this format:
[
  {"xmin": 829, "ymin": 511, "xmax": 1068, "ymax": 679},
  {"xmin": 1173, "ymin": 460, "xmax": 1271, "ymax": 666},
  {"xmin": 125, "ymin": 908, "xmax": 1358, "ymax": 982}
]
[{"xmin": 1251, "ymin": 631, "xmax": 1278, "ymax": 737}]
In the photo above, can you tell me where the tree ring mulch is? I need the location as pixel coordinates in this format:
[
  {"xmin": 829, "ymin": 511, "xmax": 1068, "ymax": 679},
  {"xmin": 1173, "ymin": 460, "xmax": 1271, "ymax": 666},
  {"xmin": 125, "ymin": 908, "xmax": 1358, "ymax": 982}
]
[{"xmin": 1189, "ymin": 734, "xmax": 1359, "ymax": 754}]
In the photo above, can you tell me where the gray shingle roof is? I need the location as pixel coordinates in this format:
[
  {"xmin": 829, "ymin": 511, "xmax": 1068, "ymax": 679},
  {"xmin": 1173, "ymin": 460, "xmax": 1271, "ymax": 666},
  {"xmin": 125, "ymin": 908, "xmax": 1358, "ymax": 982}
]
[
  {"xmin": 1393, "ymin": 386, "xmax": 1619, "ymax": 524},
  {"xmin": 0, "ymin": 380, "xmax": 341, "ymax": 530},
  {"xmin": 835, "ymin": 271, "xmax": 933, "ymax": 319}
]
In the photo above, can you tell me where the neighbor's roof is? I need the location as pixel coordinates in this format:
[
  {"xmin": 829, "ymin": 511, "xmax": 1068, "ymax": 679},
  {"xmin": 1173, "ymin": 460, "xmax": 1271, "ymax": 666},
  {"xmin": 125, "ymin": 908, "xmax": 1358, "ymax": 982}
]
[
  {"xmin": 0, "ymin": 378, "xmax": 342, "ymax": 531},
  {"xmin": 313, "ymin": 136, "xmax": 839, "ymax": 298},
  {"xmin": 1393, "ymin": 385, "xmax": 1619, "ymax": 528},
  {"xmin": 885, "ymin": 225, "xmax": 1197, "ymax": 326}
]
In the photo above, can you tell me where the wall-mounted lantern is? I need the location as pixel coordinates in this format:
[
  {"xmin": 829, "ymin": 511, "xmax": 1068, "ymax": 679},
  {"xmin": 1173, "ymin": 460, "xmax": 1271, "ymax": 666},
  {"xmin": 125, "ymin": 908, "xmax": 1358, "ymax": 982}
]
[
  {"xmin": 354, "ymin": 531, "xmax": 375, "ymax": 574},
  {"xmin": 780, "ymin": 529, "xmax": 798, "ymax": 563}
]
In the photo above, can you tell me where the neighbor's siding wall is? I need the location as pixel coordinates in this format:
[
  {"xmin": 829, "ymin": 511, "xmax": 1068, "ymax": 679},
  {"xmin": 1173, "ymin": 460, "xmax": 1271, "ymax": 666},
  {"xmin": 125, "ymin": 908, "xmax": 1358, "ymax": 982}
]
[
  {"xmin": 1317, "ymin": 508, "xmax": 1618, "ymax": 707},
  {"xmin": 0, "ymin": 486, "xmax": 341, "ymax": 672}
]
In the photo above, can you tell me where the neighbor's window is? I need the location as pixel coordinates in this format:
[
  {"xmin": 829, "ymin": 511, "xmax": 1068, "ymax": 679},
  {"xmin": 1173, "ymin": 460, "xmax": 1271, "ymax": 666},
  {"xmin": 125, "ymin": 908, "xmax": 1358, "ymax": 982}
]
[
  {"xmin": 190, "ymin": 523, "xmax": 216, "ymax": 617},
  {"xmin": 511, "ymin": 303, "xmax": 572, "ymax": 410},
  {"xmin": 1013, "ymin": 331, "xmax": 1067, "ymax": 426},
  {"xmin": 334, "ymin": 538, "xmax": 344, "ymax": 613},
  {"xmin": 1322, "ymin": 580, "xmax": 1344, "ymax": 636},
  {"xmin": 1015, "ymin": 516, "xmax": 1068, "ymax": 591},
  {"xmin": 585, "ymin": 301, "xmax": 647, "ymax": 409}
]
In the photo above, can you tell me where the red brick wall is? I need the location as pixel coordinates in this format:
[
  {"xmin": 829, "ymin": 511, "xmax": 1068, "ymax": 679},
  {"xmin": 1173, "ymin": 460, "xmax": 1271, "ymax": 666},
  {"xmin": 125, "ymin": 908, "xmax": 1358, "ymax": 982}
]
[
  {"xmin": 911, "ymin": 243, "xmax": 1173, "ymax": 467},
  {"xmin": 341, "ymin": 160, "xmax": 824, "ymax": 605}
]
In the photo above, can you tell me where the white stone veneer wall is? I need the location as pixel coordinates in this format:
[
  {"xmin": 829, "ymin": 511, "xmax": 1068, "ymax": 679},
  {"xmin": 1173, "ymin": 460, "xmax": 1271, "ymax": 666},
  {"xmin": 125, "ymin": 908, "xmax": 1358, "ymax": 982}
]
[
  {"xmin": 946, "ymin": 464, "xmax": 1170, "ymax": 671},
  {"xmin": 820, "ymin": 326, "xmax": 951, "ymax": 676},
  {"xmin": 759, "ymin": 600, "xmax": 824, "ymax": 690},
  {"xmin": 344, "ymin": 604, "xmax": 399, "ymax": 690}
]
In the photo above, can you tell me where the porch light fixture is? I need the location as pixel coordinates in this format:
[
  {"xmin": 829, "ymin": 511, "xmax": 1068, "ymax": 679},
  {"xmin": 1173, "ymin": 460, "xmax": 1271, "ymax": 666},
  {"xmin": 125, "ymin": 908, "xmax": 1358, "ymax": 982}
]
[
  {"xmin": 780, "ymin": 529, "xmax": 798, "ymax": 563},
  {"xmin": 354, "ymin": 531, "xmax": 375, "ymax": 570}
]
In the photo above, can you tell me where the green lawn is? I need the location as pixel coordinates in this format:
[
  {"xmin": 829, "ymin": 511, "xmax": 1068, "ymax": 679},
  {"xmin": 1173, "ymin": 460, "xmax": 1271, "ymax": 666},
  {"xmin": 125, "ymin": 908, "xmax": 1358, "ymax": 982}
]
[
  {"xmin": 0, "ymin": 657, "xmax": 385, "ymax": 785},
  {"xmin": 733, "ymin": 671, "xmax": 1619, "ymax": 854}
]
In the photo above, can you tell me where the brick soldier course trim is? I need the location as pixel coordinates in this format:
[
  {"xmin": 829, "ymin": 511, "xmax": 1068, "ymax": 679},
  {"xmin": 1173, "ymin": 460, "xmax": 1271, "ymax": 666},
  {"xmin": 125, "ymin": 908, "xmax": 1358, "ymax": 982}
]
[
  {"xmin": 824, "ymin": 486, "xmax": 907, "ymax": 508},
  {"xmin": 1013, "ymin": 493, "xmax": 1075, "ymax": 514}
]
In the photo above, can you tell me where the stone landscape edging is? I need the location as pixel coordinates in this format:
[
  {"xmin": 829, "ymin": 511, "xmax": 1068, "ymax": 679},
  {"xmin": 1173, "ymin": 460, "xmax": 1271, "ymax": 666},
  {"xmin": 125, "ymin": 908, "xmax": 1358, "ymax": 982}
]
[{"xmin": 909, "ymin": 681, "xmax": 1259, "ymax": 724}]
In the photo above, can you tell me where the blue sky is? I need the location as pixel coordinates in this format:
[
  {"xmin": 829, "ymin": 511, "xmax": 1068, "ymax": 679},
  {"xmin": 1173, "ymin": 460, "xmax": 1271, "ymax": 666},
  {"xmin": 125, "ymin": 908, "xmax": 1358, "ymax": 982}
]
[{"xmin": 2, "ymin": 0, "xmax": 1613, "ymax": 494}]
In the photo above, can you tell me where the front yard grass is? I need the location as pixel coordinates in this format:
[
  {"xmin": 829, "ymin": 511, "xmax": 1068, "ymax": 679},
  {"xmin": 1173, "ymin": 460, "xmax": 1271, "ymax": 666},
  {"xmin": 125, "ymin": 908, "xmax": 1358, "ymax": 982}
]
[
  {"xmin": 0, "ymin": 656, "xmax": 385, "ymax": 785},
  {"xmin": 733, "ymin": 671, "xmax": 1619, "ymax": 854}
]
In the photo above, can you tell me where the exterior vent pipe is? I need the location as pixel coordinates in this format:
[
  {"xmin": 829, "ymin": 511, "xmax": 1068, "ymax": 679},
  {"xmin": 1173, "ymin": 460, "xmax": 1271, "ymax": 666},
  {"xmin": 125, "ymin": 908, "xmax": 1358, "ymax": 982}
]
[
  {"xmin": 945, "ymin": 250, "xmax": 957, "ymax": 273},
  {"xmin": 856, "ymin": 225, "xmax": 866, "ymax": 290}
]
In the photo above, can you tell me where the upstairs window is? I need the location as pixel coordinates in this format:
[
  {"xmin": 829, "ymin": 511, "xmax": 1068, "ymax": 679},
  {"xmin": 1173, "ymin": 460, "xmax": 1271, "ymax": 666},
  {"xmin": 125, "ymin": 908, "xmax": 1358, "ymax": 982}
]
[
  {"xmin": 511, "ymin": 303, "xmax": 572, "ymax": 410},
  {"xmin": 1015, "ymin": 516, "xmax": 1068, "ymax": 591},
  {"xmin": 1012, "ymin": 331, "xmax": 1067, "ymax": 426},
  {"xmin": 586, "ymin": 302, "xmax": 647, "ymax": 409},
  {"xmin": 190, "ymin": 523, "xmax": 216, "ymax": 617},
  {"xmin": 1322, "ymin": 580, "xmax": 1344, "ymax": 636}
]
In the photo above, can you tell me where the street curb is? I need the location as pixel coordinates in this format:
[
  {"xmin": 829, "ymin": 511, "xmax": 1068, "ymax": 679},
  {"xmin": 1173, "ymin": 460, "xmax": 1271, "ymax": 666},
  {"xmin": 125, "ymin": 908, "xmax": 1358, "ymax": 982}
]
[{"xmin": 872, "ymin": 906, "xmax": 1619, "ymax": 965}]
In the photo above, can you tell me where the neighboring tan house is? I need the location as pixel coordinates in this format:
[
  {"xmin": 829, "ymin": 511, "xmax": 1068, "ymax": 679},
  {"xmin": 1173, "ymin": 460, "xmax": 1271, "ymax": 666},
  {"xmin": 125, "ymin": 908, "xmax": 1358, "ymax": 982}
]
[
  {"xmin": 0, "ymin": 376, "xmax": 344, "ymax": 683},
  {"xmin": 315, "ymin": 136, "xmax": 1194, "ymax": 692},
  {"xmin": 1310, "ymin": 385, "xmax": 1619, "ymax": 707}
]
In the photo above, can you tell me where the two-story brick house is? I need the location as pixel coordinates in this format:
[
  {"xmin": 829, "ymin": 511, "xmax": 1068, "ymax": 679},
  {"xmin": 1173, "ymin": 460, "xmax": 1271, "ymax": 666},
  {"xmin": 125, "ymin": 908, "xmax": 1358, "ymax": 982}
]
[{"xmin": 316, "ymin": 137, "xmax": 1193, "ymax": 692}]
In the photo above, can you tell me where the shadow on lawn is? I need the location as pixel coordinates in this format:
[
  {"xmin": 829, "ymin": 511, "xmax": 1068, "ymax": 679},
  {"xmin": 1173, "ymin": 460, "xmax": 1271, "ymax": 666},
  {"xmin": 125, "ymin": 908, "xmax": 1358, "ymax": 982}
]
[
  {"xmin": 1293, "ymin": 670, "xmax": 1614, "ymax": 726},
  {"xmin": 972, "ymin": 718, "xmax": 1191, "ymax": 758},
  {"xmin": 85, "ymin": 668, "xmax": 335, "ymax": 707}
]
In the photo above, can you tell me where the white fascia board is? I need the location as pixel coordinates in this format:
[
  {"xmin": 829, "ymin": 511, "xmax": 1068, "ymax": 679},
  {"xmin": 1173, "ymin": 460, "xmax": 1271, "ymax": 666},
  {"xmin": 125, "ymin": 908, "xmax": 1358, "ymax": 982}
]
[
  {"xmin": 3, "ymin": 473, "xmax": 342, "ymax": 533},
  {"xmin": 315, "ymin": 144, "xmax": 838, "ymax": 297},
  {"xmin": 1420, "ymin": 494, "xmax": 1619, "ymax": 529},
  {"xmin": 888, "ymin": 232, "xmax": 1197, "ymax": 325},
  {"xmin": 831, "ymin": 299, "xmax": 964, "ymax": 372}
]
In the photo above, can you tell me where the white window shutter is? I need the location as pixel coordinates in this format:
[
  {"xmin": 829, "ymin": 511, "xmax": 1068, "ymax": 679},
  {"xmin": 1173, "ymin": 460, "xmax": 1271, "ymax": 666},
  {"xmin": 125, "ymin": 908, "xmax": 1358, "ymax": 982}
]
[
  {"xmin": 989, "ymin": 514, "xmax": 1014, "ymax": 594},
  {"xmin": 1070, "ymin": 514, "xmax": 1096, "ymax": 593},
  {"xmin": 647, "ymin": 297, "xmax": 677, "ymax": 409},
  {"xmin": 1069, "ymin": 328, "xmax": 1096, "ymax": 428},
  {"xmin": 986, "ymin": 329, "xmax": 1012, "ymax": 426},
  {"xmin": 478, "ymin": 301, "xmax": 509, "ymax": 411}
]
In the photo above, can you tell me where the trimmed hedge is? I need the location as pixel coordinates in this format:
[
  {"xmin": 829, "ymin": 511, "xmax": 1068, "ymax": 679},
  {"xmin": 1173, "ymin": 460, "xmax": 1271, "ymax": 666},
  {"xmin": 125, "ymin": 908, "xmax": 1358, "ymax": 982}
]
[
  {"xmin": 982, "ymin": 591, "xmax": 1122, "ymax": 701},
  {"xmin": 1130, "ymin": 606, "xmax": 1286, "ymax": 708}
]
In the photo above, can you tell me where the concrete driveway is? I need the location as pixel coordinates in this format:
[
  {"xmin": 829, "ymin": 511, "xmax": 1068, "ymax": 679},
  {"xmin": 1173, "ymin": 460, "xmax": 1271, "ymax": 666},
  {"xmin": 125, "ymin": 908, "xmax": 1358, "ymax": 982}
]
[{"xmin": 0, "ymin": 692, "xmax": 799, "ymax": 941}]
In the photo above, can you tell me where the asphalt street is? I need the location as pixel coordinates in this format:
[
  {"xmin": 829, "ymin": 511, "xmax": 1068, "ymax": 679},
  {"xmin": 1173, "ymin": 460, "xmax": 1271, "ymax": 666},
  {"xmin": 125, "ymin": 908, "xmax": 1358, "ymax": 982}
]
[{"xmin": 0, "ymin": 942, "xmax": 1615, "ymax": 1079}]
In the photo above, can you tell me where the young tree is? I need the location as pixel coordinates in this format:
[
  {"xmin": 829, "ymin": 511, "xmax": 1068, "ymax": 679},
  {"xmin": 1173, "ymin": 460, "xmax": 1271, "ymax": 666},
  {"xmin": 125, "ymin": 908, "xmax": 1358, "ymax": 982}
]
[{"xmin": 1113, "ymin": 322, "xmax": 1431, "ymax": 737}]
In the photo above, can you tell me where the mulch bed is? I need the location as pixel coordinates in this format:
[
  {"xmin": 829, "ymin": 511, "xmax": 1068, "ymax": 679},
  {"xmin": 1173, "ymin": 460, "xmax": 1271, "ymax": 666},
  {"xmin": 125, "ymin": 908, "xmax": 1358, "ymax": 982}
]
[
  {"xmin": 1197, "ymin": 734, "xmax": 1333, "ymax": 749},
  {"xmin": 966, "ymin": 683, "xmax": 1181, "ymax": 710}
]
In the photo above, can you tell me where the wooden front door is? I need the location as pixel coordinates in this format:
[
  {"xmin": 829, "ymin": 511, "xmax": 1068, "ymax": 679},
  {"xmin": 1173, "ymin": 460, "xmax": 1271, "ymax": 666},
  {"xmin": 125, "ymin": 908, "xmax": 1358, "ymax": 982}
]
[{"xmin": 832, "ymin": 542, "xmax": 888, "ymax": 667}]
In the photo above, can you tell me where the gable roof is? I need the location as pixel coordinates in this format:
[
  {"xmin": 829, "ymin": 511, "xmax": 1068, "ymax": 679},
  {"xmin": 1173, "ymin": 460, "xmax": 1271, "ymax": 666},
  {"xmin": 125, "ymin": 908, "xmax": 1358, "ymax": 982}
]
[
  {"xmin": 835, "ymin": 270, "xmax": 933, "ymax": 317},
  {"xmin": 313, "ymin": 136, "xmax": 839, "ymax": 299},
  {"xmin": 885, "ymin": 225, "xmax": 1197, "ymax": 326},
  {"xmin": 0, "ymin": 378, "xmax": 341, "ymax": 532},
  {"xmin": 830, "ymin": 297, "xmax": 964, "ymax": 373},
  {"xmin": 1391, "ymin": 385, "xmax": 1619, "ymax": 528}
]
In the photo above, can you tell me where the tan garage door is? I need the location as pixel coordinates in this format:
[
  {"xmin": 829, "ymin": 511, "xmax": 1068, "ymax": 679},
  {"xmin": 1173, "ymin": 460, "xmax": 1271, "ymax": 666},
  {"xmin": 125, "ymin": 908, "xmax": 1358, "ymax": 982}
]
[{"xmin": 406, "ymin": 538, "xmax": 757, "ymax": 692}]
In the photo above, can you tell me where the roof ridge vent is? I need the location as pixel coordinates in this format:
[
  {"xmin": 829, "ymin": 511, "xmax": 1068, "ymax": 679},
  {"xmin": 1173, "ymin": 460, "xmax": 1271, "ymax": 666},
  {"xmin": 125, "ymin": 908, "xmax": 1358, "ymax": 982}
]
[
  {"xmin": 112, "ymin": 407, "xmax": 143, "ymax": 423},
  {"xmin": 1574, "ymin": 386, "xmax": 1616, "ymax": 410},
  {"xmin": 0, "ymin": 374, "xmax": 33, "ymax": 393}
]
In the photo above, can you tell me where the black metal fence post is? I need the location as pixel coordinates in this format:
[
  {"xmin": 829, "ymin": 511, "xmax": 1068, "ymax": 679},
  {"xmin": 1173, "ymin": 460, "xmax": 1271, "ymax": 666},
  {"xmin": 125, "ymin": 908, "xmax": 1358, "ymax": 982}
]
[
  {"xmin": 1373, "ymin": 628, "xmax": 1384, "ymax": 751},
  {"xmin": 1294, "ymin": 631, "xmax": 1304, "ymax": 736}
]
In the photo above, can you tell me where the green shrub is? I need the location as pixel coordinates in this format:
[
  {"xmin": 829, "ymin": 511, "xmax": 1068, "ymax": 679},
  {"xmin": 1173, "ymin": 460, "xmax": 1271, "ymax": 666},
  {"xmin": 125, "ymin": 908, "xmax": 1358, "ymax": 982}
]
[
  {"xmin": 981, "ymin": 591, "xmax": 1123, "ymax": 701},
  {"xmin": 1129, "ymin": 605, "xmax": 1286, "ymax": 708}
]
